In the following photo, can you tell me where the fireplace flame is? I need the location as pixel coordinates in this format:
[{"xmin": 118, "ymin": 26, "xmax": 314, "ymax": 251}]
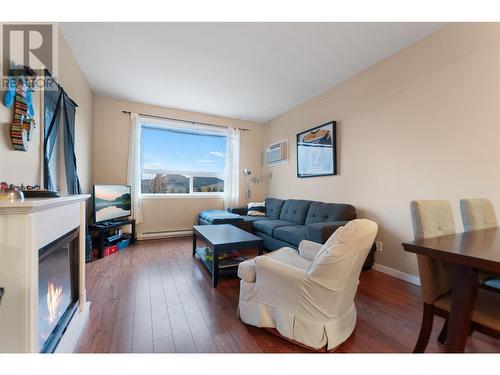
[{"xmin": 47, "ymin": 282, "xmax": 63, "ymax": 324}]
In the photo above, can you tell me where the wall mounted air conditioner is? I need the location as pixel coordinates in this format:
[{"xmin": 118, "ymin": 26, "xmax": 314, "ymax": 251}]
[{"xmin": 266, "ymin": 139, "xmax": 288, "ymax": 166}]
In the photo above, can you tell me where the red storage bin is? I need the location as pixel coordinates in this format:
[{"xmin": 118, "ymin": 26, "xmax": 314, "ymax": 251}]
[{"xmin": 103, "ymin": 245, "xmax": 119, "ymax": 257}]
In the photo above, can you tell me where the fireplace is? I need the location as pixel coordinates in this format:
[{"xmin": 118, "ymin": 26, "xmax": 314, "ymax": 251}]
[
  {"xmin": 0, "ymin": 195, "xmax": 89, "ymax": 353},
  {"xmin": 38, "ymin": 228, "xmax": 80, "ymax": 353}
]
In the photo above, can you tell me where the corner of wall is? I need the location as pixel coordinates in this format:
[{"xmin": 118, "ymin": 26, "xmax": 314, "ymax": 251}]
[{"xmin": 57, "ymin": 27, "xmax": 96, "ymax": 194}]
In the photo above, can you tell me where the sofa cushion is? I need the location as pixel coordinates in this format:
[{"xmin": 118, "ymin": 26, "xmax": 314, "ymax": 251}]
[
  {"xmin": 240, "ymin": 215, "xmax": 271, "ymax": 223},
  {"xmin": 253, "ymin": 219, "xmax": 295, "ymax": 236},
  {"xmin": 198, "ymin": 209, "xmax": 244, "ymax": 224},
  {"xmin": 279, "ymin": 199, "xmax": 312, "ymax": 225},
  {"xmin": 265, "ymin": 198, "xmax": 285, "ymax": 220},
  {"xmin": 306, "ymin": 221, "xmax": 348, "ymax": 243},
  {"xmin": 255, "ymin": 231, "xmax": 295, "ymax": 251},
  {"xmin": 274, "ymin": 225, "xmax": 307, "ymax": 247},
  {"xmin": 305, "ymin": 202, "xmax": 357, "ymax": 225}
]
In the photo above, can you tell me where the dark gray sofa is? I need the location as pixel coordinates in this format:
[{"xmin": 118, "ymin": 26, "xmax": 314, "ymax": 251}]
[
  {"xmin": 198, "ymin": 197, "xmax": 375, "ymax": 269},
  {"xmin": 229, "ymin": 198, "xmax": 357, "ymax": 250}
]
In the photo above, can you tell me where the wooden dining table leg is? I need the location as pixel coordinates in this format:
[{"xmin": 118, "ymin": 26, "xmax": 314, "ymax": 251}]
[{"xmin": 445, "ymin": 264, "xmax": 478, "ymax": 353}]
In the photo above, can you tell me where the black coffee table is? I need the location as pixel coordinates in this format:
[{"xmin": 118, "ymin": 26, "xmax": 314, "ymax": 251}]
[{"xmin": 192, "ymin": 224, "xmax": 263, "ymax": 288}]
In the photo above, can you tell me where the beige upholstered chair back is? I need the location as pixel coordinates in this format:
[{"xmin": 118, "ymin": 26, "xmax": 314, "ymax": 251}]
[
  {"xmin": 306, "ymin": 219, "xmax": 378, "ymax": 301},
  {"xmin": 460, "ymin": 198, "xmax": 497, "ymax": 231},
  {"xmin": 410, "ymin": 200, "xmax": 455, "ymax": 304}
]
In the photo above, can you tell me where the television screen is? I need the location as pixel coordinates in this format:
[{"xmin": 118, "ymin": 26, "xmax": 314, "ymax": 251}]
[{"xmin": 93, "ymin": 185, "xmax": 131, "ymax": 223}]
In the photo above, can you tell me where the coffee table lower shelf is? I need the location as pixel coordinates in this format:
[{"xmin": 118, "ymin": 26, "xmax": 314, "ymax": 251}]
[{"xmin": 194, "ymin": 246, "xmax": 247, "ymax": 273}]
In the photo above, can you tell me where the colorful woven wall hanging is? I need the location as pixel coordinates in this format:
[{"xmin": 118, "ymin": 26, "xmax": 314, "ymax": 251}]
[{"xmin": 3, "ymin": 67, "xmax": 37, "ymax": 151}]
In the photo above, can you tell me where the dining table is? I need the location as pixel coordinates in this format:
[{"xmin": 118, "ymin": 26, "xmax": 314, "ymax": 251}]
[{"xmin": 402, "ymin": 226, "xmax": 500, "ymax": 352}]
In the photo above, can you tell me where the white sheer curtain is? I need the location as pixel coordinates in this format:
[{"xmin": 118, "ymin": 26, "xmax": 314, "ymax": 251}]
[
  {"xmin": 224, "ymin": 127, "xmax": 240, "ymax": 210},
  {"xmin": 127, "ymin": 113, "xmax": 144, "ymax": 224}
]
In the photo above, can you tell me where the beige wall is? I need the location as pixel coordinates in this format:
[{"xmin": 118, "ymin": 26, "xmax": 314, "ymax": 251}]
[
  {"xmin": 0, "ymin": 28, "xmax": 94, "ymax": 194},
  {"xmin": 0, "ymin": 84, "xmax": 42, "ymax": 185},
  {"xmin": 57, "ymin": 30, "xmax": 95, "ymax": 194},
  {"xmin": 264, "ymin": 23, "xmax": 500, "ymax": 277},
  {"xmin": 93, "ymin": 96, "xmax": 265, "ymax": 235}
]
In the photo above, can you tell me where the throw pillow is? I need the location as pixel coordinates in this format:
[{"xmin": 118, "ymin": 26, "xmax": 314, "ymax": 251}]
[{"xmin": 247, "ymin": 201, "xmax": 266, "ymax": 216}]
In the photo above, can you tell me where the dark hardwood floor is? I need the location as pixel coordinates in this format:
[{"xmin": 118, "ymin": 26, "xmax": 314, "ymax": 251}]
[{"xmin": 75, "ymin": 238, "xmax": 500, "ymax": 353}]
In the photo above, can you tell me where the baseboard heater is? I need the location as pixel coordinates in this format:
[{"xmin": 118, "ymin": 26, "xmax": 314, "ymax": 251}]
[{"xmin": 138, "ymin": 229, "xmax": 193, "ymax": 240}]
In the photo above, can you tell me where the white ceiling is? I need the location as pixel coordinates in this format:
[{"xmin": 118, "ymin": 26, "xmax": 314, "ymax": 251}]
[{"xmin": 60, "ymin": 23, "xmax": 444, "ymax": 123}]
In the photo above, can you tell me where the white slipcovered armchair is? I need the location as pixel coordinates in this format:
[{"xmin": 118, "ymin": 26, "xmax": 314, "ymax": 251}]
[{"xmin": 237, "ymin": 219, "xmax": 378, "ymax": 350}]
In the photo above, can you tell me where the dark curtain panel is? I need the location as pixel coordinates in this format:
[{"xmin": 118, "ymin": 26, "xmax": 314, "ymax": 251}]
[
  {"xmin": 43, "ymin": 71, "xmax": 81, "ymax": 194},
  {"xmin": 62, "ymin": 93, "xmax": 81, "ymax": 194},
  {"xmin": 43, "ymin": 75, "xmax": 63, "ymax": 191}
]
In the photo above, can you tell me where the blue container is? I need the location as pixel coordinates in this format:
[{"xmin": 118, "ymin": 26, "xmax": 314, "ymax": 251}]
[{"xmin": 117, "ymin": 238, "xmax": 130, "ymax": 251}]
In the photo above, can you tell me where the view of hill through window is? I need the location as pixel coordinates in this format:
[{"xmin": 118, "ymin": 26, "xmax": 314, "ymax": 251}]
[{"xmin": 141, "ymin": 125, "xmax": 226, "ymax": 194}]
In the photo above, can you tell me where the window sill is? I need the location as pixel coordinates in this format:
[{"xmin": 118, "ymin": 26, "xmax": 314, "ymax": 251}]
[{"xmin": 141, "ymin": 193, "xmax": 224, "ymax": 199}]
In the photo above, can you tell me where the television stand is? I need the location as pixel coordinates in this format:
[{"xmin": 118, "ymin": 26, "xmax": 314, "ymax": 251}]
[{"xmin": 88, "ymin": 218, "xmax": 136, "ymax": 260}]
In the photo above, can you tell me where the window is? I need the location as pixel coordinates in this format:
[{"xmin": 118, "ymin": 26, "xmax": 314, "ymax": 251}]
[{"xmin": 140, "ymin": 122, "xmax": 227, "ymax": 195}]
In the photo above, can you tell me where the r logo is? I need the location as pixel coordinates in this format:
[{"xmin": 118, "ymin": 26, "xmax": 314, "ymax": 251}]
[{"xmin": 2, "ymin": 23, "xmax": 57, "ymax": 77}]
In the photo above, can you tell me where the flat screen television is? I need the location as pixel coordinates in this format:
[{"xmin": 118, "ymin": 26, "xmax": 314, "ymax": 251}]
[{"xmin": 93, "ymin": 184, "xmax": 132, "ymax": 223}]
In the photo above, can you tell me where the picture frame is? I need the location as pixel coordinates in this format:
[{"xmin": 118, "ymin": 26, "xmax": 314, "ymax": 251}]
[{"xmin": 296, "ymin": 121, "xmax": 337, "ymax": 178}]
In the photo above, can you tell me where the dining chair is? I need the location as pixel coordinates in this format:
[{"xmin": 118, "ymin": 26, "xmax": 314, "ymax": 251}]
[
  {"xmin": 460, "ymin": 198, "xmax": 497, "ymax": 231},
  {"xmin": 410, "ymin": 200, "xmax": 455, "ymax": 351},
  {"xmin": 410, "ymin": 200, "xmax": 500, "ymax": 352},
  {"xmin": 460, "ymin": 198, "xmax": 500, "ymax": 290}
]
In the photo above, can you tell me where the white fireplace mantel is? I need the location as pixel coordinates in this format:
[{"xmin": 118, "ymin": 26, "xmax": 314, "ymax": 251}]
[{"xmin": 0, "ymin": 195, "xmax": 90, "ymax": 353}]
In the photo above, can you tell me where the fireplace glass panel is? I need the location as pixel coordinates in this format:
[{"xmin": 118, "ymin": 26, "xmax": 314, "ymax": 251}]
[{"xmin": 38, "ymin": 229, "xmax": 78, "ymax": 352}]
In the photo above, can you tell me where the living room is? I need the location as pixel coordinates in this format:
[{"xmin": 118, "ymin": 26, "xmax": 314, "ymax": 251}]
[{"xmin": 1, "ymin": 1, "xmax": 500, "ymax": 372}]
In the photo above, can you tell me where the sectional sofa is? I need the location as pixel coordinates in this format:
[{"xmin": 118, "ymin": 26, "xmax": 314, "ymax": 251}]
[{"xmin": 198, "ymin": 197, "xmax": 375, "ymax": 269}]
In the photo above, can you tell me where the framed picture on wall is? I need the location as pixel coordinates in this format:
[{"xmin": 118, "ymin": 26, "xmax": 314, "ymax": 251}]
[{"xmin": 296, "ymin": 121, "xmax": 337, "ymax": 178}]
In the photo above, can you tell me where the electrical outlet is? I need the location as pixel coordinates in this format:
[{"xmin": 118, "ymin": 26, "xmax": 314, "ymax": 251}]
[{"xmin": 375, "ymin": 241, "xmax": 383, "ymax": 252}]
